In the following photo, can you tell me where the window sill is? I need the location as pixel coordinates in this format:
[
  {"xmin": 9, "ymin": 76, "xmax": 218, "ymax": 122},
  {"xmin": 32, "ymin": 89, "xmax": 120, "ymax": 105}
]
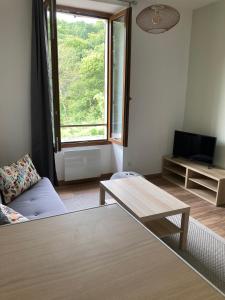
[{"xmin": 61, "ymin": 140, "xmax": 111, "ymax": 148}]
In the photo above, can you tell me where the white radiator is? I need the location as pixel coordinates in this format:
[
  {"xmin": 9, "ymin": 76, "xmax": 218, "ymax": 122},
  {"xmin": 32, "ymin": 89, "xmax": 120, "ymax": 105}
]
[{"xmin": 63, "ymin": 148, "xmax": 101, "ymax": 181}]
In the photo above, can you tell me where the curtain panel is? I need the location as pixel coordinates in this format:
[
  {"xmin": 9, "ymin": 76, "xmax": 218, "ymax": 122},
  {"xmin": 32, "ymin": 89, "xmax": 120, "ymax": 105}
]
[{"xmin": 31, "ymin": 0, "xmax": 57, "ymax": 185}]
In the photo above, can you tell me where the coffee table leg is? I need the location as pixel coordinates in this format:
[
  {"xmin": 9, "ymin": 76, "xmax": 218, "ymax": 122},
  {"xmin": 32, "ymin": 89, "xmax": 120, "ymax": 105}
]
[
  {"xmin": 100, "ymin": 186, "xmax": 106, "ymax": 206},
  {"xmin": 179, "ymin": 210, "xmax": 190, "ymax": 250}
]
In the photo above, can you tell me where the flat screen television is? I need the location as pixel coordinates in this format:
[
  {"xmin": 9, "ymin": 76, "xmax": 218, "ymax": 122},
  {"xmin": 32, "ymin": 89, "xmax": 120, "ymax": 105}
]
[{"xmin": 173, "ymin": 131, "xmax": 217, "ymax": 165}]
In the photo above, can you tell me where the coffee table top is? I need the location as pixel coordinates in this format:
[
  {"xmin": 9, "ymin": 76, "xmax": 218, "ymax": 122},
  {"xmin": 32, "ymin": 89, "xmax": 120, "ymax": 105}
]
[{"xmin": 100, "ymin": 177, "xmax": 190, "ymax": 222}]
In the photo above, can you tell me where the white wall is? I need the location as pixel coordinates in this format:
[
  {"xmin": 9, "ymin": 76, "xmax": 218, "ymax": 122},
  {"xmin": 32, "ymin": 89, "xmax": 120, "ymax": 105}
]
[
  {"xmin": 53, "ymin": 0, "xmax": 193, "ymax": 178},
  {"xmin": 0, "ymin": 0, "xmax": 193, "ymax": 180},
  {"xmin": 55, "ymin": 0, "xmax": 193, "ymax": 178},
  {"xmin": 184, "ymin": 0, "xmax": 225, "ymax": 167},
  {"xmin": 124, "ymin": 0, "xmax": 192, "ymax": 175},
  {"xmin": 0, "ymin": 0, "xmax": 32, "ymax": 166}
]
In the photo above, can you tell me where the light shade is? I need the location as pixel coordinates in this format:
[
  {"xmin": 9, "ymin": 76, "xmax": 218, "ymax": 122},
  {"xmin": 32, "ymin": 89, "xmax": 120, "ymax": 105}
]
[{"xmin": 136, "ymin": 5, "xmax": 180, "ymax": 34}]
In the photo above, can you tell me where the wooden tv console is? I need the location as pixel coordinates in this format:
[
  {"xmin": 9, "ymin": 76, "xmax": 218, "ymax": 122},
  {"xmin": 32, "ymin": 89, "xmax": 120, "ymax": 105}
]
[{"xmin": 162, "ymin": 156, "xmax": 225, "ymax": 206}]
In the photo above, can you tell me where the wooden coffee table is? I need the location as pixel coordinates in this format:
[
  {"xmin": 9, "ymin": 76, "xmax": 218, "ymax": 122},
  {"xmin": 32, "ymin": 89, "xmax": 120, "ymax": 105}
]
[{"xmin": 100, "ymin": 176, "xmax": 190, "ymax": 250}]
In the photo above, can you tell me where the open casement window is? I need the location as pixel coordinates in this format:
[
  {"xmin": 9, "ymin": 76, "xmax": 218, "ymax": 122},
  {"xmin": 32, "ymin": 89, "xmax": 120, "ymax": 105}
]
[
  {"xmin": 108, "ymin": 8, "xmax": 132, "ymax": 147},
  {"xmin": 44, "ymin": 0, "xmax": 61, "ymax": 152},
  {"xmin": 43, "ymin": 3, "xmax": 131, "ymax": 149}
]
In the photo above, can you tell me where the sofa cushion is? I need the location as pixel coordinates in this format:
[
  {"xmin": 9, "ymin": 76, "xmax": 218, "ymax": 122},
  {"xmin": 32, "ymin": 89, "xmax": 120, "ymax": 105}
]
[
  {"xmin": 0, "ymin": 154, "xmax": 41, "ymax": 204},
  {"xmin": 8, "ymin": 178, "xmax": 67, "ymax": 220},
  {"xmin": 0, "ymin": 204, "xmax": 28, "ymax": 225}
]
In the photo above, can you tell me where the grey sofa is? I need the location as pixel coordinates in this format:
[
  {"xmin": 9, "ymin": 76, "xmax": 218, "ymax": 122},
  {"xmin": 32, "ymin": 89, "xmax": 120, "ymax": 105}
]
[{"xmin": 2, "ymin": 178, "xmax": 67, "ymax": 221}]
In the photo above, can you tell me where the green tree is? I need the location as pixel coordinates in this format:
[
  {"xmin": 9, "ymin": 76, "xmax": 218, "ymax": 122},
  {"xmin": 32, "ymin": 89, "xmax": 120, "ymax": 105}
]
[{"xmin": 57, "ymin": 17, "xmax": 106, "ymax": 141}]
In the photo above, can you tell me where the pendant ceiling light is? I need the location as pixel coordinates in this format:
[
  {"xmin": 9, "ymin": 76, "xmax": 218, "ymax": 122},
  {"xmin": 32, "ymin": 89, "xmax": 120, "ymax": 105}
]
[{"xmin": 136, "ymin": 4, "xmax": 180, "ymax": 34}]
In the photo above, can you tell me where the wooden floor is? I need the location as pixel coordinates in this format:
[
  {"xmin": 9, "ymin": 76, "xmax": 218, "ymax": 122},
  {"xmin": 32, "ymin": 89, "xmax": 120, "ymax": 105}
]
[
  {"xmin": 150, "ymin": 177, "xmax": 225, "ymax": 238},
  {"xmin": 57, "ymin": 176, "xmax": 225, "ymax": 239}
]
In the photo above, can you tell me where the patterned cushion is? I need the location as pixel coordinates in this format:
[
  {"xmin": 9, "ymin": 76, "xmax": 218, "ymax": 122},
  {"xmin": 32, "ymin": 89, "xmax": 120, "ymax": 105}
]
[
  {"xmin": 0, "ymin": 204, "xmax": 28, "ymax": 225},
  {"xmin": 0, "ymin": 154, "xmax": 41, "ymax": 204}
]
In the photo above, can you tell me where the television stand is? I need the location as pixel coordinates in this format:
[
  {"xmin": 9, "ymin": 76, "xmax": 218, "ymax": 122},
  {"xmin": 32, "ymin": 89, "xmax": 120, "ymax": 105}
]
[{"xmin": 162, "ymin": 156, "xmax": 225, "ymax": 206}]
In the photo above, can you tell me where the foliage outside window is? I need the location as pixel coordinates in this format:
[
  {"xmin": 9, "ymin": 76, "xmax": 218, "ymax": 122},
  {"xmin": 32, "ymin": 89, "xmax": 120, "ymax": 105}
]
[
  {"xmin": 57, "ymin": 13, "xmax": 108, "ymax": 143},
  {"xmin": 46, "ymin": 2, "xmax": 131, "ymax": 149}
]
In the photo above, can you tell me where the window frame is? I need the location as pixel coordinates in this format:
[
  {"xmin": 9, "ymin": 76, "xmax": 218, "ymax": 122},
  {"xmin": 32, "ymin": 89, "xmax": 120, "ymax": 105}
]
[
  {"xmin": 57, "ymin": 5, "xmax": 110, "ymax": 147},
  {"xmin": 108, "ymin": 8, "xmax": 132, "ymax": 147},
  {"xmin": 50, "ymin": 5, "xmax": 132, "ymax": 148},
  {"xmin": 44, "ymin": 0, "xmax": 61, "ymax": 152}
]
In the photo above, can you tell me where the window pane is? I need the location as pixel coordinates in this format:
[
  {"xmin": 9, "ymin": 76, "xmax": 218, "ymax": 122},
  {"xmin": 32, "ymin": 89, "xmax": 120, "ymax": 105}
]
[
  {"xmin": 46, "ymin": 8, "xmax": 56, "ymax": 146},
  {"xmin": 61, "ymin": 126, "xmax": 107, "ymax": 142},
  {"xmin": 57, "ymin": 13, "xmax": 108, "ymax": 133},
  {"xmin": 111, "ymin": 16, "xmax": 126, "ymax": 140}
]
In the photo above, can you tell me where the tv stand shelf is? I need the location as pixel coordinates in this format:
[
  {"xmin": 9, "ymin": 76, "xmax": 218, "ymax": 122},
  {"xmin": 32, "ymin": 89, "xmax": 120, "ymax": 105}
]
[{"xmin": 162, "ymin": 156, "xmax": 225, "ymax": 206}]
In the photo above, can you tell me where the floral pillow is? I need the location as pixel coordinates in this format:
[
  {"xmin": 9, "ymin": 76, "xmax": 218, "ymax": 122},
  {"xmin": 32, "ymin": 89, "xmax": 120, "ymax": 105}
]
[
  {"xmin": 0, "ymin": 154, "xmax": 41, "ymax": 204},
  {"xmin": 0, "ymin": 204, "xmax": 28, "ymax": 225}
]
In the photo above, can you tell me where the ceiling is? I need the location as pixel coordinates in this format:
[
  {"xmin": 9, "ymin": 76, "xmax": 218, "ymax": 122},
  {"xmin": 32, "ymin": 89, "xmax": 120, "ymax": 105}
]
[{"xmin": 161, "ymin": 0, "xmax": 220, "ymax": 10}]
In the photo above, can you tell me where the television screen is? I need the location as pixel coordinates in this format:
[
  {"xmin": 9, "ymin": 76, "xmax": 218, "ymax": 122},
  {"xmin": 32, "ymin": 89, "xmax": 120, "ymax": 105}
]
[{"xmin": 173, "ymin": 131, "xmax": 216, "ymax": 164}]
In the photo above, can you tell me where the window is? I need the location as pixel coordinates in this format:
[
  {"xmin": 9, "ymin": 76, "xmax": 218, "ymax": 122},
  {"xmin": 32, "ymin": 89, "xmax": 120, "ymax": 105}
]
[
  {"xmin": 45, "ymin": 1, "xmax": 131, "ymax": 149},
  {"xmin": 109, "ymin": 9, "xmax": 132, "ymax": 146},
  {"xmin": 57, "ymin": 11, "xmax": 108, "ymax": 143},
  {"xmin": 44, "ymin": 0, "xmax": 61, "ymax": 151}
]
